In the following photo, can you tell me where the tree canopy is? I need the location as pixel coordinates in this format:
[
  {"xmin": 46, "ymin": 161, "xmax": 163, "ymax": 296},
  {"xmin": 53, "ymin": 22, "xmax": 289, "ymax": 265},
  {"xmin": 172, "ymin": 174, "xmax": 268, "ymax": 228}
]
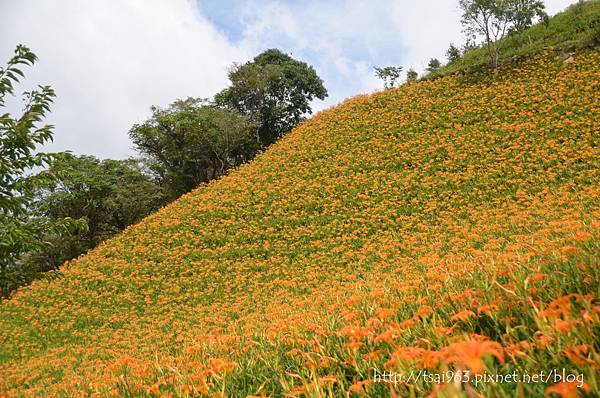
[
  {"xmin": 406, "ymin": 69, "xmax": 418, "ymax": 83},
  {"xmin": 426, "ymin": 58, "xmax": 442, "ymax": 73},
  {"xmin": 446, "ymin": 43, "xmax": 462, "ymax": 63},
  {"xmin": 459, "ymin": 0, "xmax": 547, "ymax": 68},
  {"xmin": 129, "ymin": 98, "xmax": 258, "ymax": 200},
  {"xmin": 374, "ymin": 66, "xmax": 404, "ymax": 89},
  {"xmin": 26, "ymin": 154, "xmax": 164, "ymax": 272},
  {"xmin": 0, "ymin": 45, "xmax": 83, "ymax": 296},
  {"xmin": 215, "ymin": 49, "xmax": 327, "ymax": 148}
]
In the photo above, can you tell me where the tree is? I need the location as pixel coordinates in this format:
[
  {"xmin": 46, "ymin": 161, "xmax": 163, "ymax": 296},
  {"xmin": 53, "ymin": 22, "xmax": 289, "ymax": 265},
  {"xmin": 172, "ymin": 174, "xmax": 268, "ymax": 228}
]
[
  {"xmin": 0, "ymin": 45, "xmax": 83, "ymax": 297},
  {"xmin": 406, "ymin": 69, "xmax": 419, "ymax": 83},
  {"xmin": 509, "ymin": 0, "xmax": 548, "ymax": 34},
  {"xmin": 426, "ymin": 58, "xmax": 442, "ymax": 73},
  {"xmin": 374, "ymin": 66, "xmax": 403, "ymax": 89},
  {"xmin": 215, "ymin": 49, "xmax": 327, "ymax": 148},
  {"xmin": 130, "ymin": 98, "xmax": 258, "ymax": 200},
  {"xmin": 459, "ymin": 0, "xmax": 547, "ymax": 69},
  {"xmin": 26, "ymin": 154, "xmax": 164, "ymax": 271},
  {"xmin": 446, "ymin": 43, "xmax": 462, "ymax": 63}
]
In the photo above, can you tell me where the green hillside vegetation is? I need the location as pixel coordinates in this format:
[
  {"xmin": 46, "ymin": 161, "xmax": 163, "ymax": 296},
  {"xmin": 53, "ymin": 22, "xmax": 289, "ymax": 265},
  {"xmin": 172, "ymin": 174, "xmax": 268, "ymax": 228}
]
[
  {"xmin": 1, "ymin": 4, "xmax": 599, "ymax": 398},
  {"xmin": 429, "ymin": 0, "xmax": 600, "ymax": 79}
]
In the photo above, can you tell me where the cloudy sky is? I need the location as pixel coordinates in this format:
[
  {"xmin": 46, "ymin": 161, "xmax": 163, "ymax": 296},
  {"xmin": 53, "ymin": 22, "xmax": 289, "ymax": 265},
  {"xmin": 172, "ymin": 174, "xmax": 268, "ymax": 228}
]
[{"xmin": 1, "ymin": 0, "xmax": 575, "ymax": 159}]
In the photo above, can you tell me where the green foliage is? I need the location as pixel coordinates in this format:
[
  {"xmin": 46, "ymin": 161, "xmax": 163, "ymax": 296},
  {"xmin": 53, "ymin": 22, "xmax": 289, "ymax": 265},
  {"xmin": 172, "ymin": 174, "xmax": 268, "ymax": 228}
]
[
  {"xmin": 215, "ymin": 49, "xmax": 327, "ymax": 148},
  {"xmin": 373, "ymin": 66, "xmax": 403, "ymax": 89},
  {"xmin": 426, "ymin": 58, "xmax": 442, "ymax": 73},
  {"xmin": 446, "ymin": 43, "xmax": 462, "ymax": 63},
  {"xmin": 459, "ymin": 0, "xmax": 547, "ymax": 68},
  {"xmin": 0, "ymin": 45, "xmax": 51, "ymax": 217},
  {"xmin": 129, "ymin": 98, "xmax": 258, "ymax": 200},
  {"xmin": 25, "ymin": 154, "xmax": 164, "ymax": 272},
  {"xmin": 0, "ymin": 45, "xmax": 84, "ymax": 298},
  {"xmin": 406, "ymin": 68, "xmax": 418, "ymax": 83},
  {"xmin": 509, "ymin": 0, "xmax": 548, "ymax": 33},
  {"xmin": 429, "ymin": 0, "xmax": 600, "ymax": 79}
]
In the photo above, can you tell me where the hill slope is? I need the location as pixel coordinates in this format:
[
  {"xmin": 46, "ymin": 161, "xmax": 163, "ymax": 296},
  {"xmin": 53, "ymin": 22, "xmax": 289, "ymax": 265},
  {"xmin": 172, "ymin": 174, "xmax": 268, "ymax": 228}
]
[
  {"xmin": 428, "ymin": 0, "xmax": 600, "ymax": 79},
  {"xmin": 1, "ymin": 48, "xmax": 599, "ymax": 397}
]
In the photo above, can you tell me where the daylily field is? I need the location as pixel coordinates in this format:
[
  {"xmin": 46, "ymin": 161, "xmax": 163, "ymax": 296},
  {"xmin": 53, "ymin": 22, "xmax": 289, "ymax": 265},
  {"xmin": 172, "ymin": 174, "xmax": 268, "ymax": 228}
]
[{"xmin": 1, "ymin": 49, "xmax": 599, "ymax": 397}]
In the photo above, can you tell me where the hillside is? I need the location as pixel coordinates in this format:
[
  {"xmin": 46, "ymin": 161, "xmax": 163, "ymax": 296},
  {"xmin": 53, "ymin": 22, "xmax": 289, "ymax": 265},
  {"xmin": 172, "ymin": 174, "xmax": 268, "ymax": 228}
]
[
  {"xmin": 1, "ymin": 46, "xmax": 599, "ymax": 397},
  {"xmin": 428, "ymin": 0, "xmax": 600, "ymax": 79}
]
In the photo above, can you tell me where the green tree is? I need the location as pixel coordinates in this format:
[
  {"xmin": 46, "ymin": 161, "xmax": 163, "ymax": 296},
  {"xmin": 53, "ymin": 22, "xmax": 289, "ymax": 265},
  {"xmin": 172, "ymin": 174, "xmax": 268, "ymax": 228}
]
[
  {"xmin": 459, "ymin": 0, "xmax": 547, "ymax": 68},
  {"xmin": 26, "ymin": 154, "xmax": 164, "ymax": 271},
  {"xmin": 510, "ymin": 0, "xmax": 548, "ymax": 33},
  {"xmin": 215, "ymin": 49, "xmax": 327, "ymax": 148},
  {"xmin": 446, "ymin": 43, "xmax": 462, "ymax": 63},
  {"xmin": 426, "ymin": 58, "xmax": 442, "ymax": 73},
  {"xmin": 0, "ymin": 45, "xmax": 83, "ymax": 297},
  {"xmin": 130, "ymin": 98, "xmax": 258, "ymax": 200},
  {"xmin": 374, "ymin": 66, "xmax": 403, "ymax": 89},
  {"xmin": 406, "ymin": 69, "xmax": 418, "ymax": 83}
]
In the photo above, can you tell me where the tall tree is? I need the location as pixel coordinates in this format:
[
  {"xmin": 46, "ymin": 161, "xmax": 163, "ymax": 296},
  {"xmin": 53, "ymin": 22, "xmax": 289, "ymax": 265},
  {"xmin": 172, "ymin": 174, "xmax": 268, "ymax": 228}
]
[
  {"xmin": 459, "ymin": 0, "xmax": 547, "ymax": 68},
  {"xmin": 130, "ymin": 98, "xmax": 258, "ymax": 200},
  {"xmin": 0, "ymin": 45, "xmax": 83, "ymax": 297},
  {"xmin": 215, "ymin": 49, "xmax": 327, "ymax": 148}
]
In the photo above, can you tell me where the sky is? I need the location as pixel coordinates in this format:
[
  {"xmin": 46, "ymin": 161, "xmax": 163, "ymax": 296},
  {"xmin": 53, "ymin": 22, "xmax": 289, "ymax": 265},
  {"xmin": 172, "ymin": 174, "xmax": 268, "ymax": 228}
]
[{"xmin": 0, "ymin": 0, "xmax": 575, "ymax": 159}]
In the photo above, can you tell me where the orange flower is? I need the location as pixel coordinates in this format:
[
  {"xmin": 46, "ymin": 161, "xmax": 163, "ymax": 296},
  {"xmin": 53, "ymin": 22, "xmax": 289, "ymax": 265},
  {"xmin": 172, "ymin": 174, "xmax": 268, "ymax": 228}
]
[
  {"xmin": 375, "ymin": 328, "xmax": 397, "ymax": 344},
  {"xmin": 545, "ymin": 381, "xmax": 591, "ymax": 398},
  {"xmin": 476, "ymin": 304, "xmax": 498, "ymax": 316},
  {"xmin": 534, "ymin": 332, "xmax": 554, "ymax": 348},
  {"xmin": 317, "ymin": 375, "xmax": 338, "ymax": 386},
  {"xmin": 415, "ymin": 305, "xmax": 433, "ymax": 319},
  {"xmin": 363, "ymin": 350, "xmax": 383, "ymax": 361},
  {"xmin": 451, "ymin": 309, "xmax": 476, "ymax": 322},
  {"xmin": 563, "ymin": 345, "xmax": 598, "ymax": 368},
  {"xmin": 529, "ymin": 273, "xmax": 547, "ymax": 283},
  {"xmin": 146, "ymin": 383, "xmax": 160, "ymax": 395},
  {"xmin": 559, "ymin": 246, "xmax": 579, "ymax": 256},
  {"xmin": 375, "ymin": 307, "xmax": 397, "ymax": 320},
  {"xmin": 207, "ymin": 358, "xmax": 237, "ymax": 374},
  {"xmin": 552, "ymin": 319, "xmax": 579, "ymax": 335},
  {"xmin": 443, "ymin": 339, "xmax": 504, "ymax": 374},
  {"xmin": 345, "ymin": 341, "xmax": 365, "ymax": 350},
  {"xmin": 348, "ymin": 380, "xmax": 371, "ymax": 394},
  {"xmin": 115, "ymin": 355, "xmax": 134, "ymax": 367}
]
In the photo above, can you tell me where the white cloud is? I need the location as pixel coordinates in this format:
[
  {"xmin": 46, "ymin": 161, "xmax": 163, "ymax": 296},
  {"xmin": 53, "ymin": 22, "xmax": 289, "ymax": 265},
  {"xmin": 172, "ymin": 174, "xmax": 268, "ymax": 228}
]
[
  {"xmin": 388, "ymin": 1, "xmax": 463, "ymax": 72},
  {"xmin": 0, "ymin": 0, "xmax": 247, "ymax": 159}
]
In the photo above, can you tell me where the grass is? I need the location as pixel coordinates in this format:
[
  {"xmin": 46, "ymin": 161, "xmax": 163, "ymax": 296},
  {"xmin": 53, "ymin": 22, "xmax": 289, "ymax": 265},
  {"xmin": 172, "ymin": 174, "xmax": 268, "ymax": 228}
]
[{"xmin": 1, "ymin": 13, "xmax": 599, "ymax": 398}]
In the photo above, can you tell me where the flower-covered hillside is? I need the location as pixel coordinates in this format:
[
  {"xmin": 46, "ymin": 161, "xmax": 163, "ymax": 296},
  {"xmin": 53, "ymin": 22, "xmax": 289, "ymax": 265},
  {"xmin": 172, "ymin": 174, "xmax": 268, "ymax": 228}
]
[{"xmin": 0, "ymin": 49, "xmax": 599, "ymax": 397}]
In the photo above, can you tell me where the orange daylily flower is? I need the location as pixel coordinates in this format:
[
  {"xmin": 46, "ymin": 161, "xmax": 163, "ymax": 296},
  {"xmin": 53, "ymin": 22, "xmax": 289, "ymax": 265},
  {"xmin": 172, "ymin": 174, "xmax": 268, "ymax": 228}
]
[
  {"xmin": 442, "ymin": 339, "xmax": 504, "ymax": 374},
  {"xmin": 545, "ymin": 381, "xmax": 591, "ymax": 398}
]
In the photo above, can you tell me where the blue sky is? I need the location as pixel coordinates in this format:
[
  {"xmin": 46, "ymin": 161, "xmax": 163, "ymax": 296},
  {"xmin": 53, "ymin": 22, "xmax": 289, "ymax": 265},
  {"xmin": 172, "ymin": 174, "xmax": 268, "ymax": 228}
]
[
  {"xmin": 0, "ymin": 0, "xmax": 575, "ymax": 159},
  {"xmin": 198, "ymin": 0, "xmax": 248, "ymax": 42}
]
